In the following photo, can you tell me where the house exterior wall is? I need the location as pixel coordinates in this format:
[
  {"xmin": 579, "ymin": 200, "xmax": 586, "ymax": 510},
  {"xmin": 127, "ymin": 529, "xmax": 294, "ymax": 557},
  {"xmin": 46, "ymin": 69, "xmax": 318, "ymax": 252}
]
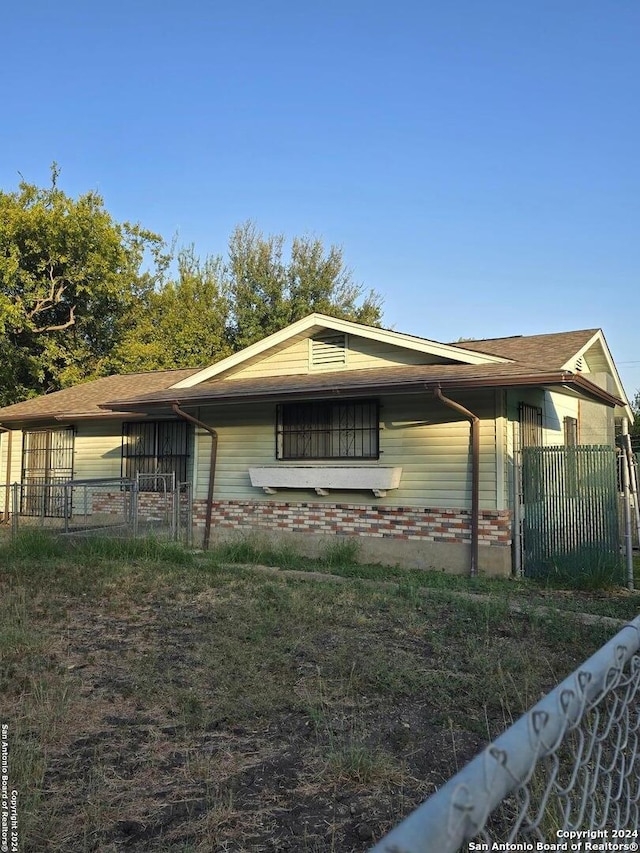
[
  {"xmin": 501, "ymin": 387, "xmax": 616, "ymax": 521},
  {"xmin": 0, "ymin": 421, "xmax": 125, "ymax": 486},
  {"xmin": 194, "ymin": 500, "xmax": 512, "ymax": 575},
  {"xmin": 193, "ymin": 390, "xmax": 499, "ymax": 511},
  {"xmin": 506, "ymin": 388, "xmax": 578, "ymax": 448},
  {"xmin": 185, "ymin": 391, "xmax": 512, "ymax": 576},
  {"xmin": 0, "ymin": 428, "xmax": 23, "ymax": 486},
  {"xmin": 72, "ymin": 420, "xmax": 126, "ymax": 480},
  {"xmin": 578, "ymin": 373, "xmax": 616, "ymax": 445},
  {"xmin": 505, "ymin": 387, "xmax": 614, "ymax": 450}
]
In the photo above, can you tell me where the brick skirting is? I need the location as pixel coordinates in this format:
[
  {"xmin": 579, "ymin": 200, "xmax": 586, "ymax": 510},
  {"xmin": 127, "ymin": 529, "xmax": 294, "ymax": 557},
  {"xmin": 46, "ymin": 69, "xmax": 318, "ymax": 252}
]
[
  {"xmin": 92, "ymin": 491, "xmax": 185, "ymax": 518},
  {"xmin": 193, "ymin": 499, "xmax": 512, "ymax": 547}
]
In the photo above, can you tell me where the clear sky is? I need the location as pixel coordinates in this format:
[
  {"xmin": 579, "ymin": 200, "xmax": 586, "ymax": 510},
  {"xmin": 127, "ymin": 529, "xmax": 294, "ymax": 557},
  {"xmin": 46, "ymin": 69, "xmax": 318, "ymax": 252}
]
[{"xmin": 3, "ymin": 1, "xmax": 639, "ymax": 398}]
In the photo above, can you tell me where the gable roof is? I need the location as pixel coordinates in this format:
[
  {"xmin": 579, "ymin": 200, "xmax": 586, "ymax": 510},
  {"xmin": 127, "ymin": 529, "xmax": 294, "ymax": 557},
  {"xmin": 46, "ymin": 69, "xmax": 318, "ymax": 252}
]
[
  {"xmin": 449, "ymin": 329, "xmax": 601, "ymax": 370},
  {"xmin": 0, "ymin": 320, "xmax": 630, "ymax": 426},
  {"xmin": 450, "ymin": 328, "xmax": 629, "ymax": 413},
  {"xmin": 170, "ymin": 313, "xmax": 510, "ymax": 389},
  {"xmin": 0, "ymin": 368, "xmax": 198, "ymax": 425}
]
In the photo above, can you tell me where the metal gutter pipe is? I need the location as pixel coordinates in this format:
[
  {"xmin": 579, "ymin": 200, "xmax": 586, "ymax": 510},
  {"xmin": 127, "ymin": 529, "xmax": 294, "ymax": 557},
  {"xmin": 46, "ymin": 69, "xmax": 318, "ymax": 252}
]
[
  {"xmin": 432, "ymin": 387, "xmax": 480, "ymax": 577},
  {"xmin": 171, "ymin": 403, "xmax": 218, "ymax": 550}
]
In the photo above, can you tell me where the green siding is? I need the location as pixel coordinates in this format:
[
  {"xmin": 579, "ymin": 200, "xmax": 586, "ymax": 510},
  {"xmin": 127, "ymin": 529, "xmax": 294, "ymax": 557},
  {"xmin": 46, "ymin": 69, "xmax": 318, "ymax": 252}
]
[
  {"xmin": 0, "ymin": 429, "xmax": 23, "ymax": 484},
  {"xmin": 194, "ymin": 391, "xmax": 498, "ymax": 510},
  {"xmin": 506, "ymin": 388, "xmax": 612, "ymax": 449},
  {"xmin": 222, "ymin": 338, "xmax": 309, "ymax": 379},
  {"xmin": 3, "ymin": 421, "xmax": 125, "ymax": 485},
  {"xmin": 73, "ymin": 420, "xmax": 125, "ymax": 480},
  {"xmin": 222, "ymin": 334, "xmax": 450, "ymax": 381}
]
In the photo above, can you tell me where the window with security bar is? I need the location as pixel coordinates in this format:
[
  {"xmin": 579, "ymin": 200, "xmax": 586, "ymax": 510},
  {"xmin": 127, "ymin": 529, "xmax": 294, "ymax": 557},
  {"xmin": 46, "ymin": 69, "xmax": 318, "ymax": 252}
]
[
  {"xmin": 122, "ymin": 421, "xmax": 191, "ymax": 491},
  {"xmin": 276, "ymin": 400, "xmax": 380, "ymax": 460},
  {"xmin": 518, "ymin": 403, "xmax": 543, "ymax": 449}
]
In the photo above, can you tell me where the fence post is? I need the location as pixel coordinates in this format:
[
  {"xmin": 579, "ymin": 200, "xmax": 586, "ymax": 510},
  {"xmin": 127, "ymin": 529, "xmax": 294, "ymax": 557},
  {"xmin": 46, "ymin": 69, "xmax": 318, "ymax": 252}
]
[
  {"xmin": 185, "ymin": 483, "xmax": 193, "ymax": 549},
  {"xmin": 63, "ymin": 484, "xmax": 70, "ymax": 534},
  {"xmin": 171, "ymin": 482, "xmax": 178, "ymax": 541},
  {"xmin": 131, "ymin": 481, "xmax": 139, "ymax": 539},
  {"xmin": 11, "ymin": 483, "xmax": 19, "ymax": 539},
  {"xmin": 512, "ymin": 451, "xmax": 522, "ymax": 577},
  {"xmin": 621, "ymin": 420, "xmax": 634, "ymax": 591},
  {"xmin": 622, "ymin": 432, "xmax": 640, "ymax": 557}
]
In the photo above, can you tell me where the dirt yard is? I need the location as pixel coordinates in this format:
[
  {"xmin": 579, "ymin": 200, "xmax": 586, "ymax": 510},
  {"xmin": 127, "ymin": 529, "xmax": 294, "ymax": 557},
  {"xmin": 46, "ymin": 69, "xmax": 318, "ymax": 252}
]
[{"xmin": 0, "ymin": 535, "xmax": 625, "ymax": 851}]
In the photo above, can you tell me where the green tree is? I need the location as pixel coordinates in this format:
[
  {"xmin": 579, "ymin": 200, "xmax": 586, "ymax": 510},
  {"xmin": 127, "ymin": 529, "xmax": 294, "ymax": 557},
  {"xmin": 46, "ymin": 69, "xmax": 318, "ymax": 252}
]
[
  {"xmin": 226, "ymin": 222, "xmax": 382, "ymax": 350},
  {"xmin": 110, "ymin": 246, "xmax": 231, "ymax": 373},
  {"xmin": 0, "ymin": 166, "xmax": 165, "ymax": 405},
  {"xmin": 1, "ymin": 170, "xmax": 384, "ymax": 404}
]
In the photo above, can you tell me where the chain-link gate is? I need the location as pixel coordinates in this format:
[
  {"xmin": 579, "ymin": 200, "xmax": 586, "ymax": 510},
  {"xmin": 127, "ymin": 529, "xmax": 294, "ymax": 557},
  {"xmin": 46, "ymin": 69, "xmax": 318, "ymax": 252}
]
[{"xmin": 1, "ymin": 476, "xmax": 192, "ymax": 545}]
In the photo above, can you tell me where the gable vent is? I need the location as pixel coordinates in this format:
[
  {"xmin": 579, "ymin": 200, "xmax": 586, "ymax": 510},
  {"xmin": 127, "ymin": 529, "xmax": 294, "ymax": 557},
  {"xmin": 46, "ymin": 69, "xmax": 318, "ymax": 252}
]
[
  {"xmin": 575, "ymin": 356, "xmax": 584, "ymax": 372},
  {"xmin": 311, "ymin": 333, "xmax": 347, "ymax": 368}
]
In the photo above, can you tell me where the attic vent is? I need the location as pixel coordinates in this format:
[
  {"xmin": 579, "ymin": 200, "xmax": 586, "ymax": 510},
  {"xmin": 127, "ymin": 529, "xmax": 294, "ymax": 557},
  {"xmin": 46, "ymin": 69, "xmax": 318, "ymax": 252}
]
[
  {"xmin": 575, "ymin": 356, "xmax": 584, "ymax": 372},
  {"xmin": 311, "ymin": 333, "xmax": 347, "ymax": 368}
]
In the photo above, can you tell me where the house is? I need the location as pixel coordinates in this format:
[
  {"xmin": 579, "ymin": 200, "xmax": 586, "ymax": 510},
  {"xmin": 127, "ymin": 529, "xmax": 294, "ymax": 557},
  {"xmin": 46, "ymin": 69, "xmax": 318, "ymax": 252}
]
[{"xmin": 0, "ymin": 314, "xmax": 631, "ymax": 576}]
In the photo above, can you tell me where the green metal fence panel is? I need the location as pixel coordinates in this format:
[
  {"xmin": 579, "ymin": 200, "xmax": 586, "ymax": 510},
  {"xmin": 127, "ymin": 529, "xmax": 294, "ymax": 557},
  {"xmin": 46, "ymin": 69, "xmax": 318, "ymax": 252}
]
[{"xmin": 521, "ymin": 445, "xmax": 621, "ymax": 583}]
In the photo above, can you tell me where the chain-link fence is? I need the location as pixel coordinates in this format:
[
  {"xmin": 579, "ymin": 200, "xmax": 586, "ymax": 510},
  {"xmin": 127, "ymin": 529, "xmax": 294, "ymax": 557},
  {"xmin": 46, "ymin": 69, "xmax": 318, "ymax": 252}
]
[
  {"xmin": 371, "ymin": 614, "xmax": 640, "ymax": 852},
  {"xmin": 0, "ymin": 475, "xmax": 192, "ymax": 544}
]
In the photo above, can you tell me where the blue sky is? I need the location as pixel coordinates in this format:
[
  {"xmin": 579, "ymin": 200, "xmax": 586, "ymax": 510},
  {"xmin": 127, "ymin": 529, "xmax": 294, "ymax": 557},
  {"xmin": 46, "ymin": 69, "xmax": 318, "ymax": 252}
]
[{"xmin": 3, "ymin": 1, "xmax": 639, "ymax": 397}]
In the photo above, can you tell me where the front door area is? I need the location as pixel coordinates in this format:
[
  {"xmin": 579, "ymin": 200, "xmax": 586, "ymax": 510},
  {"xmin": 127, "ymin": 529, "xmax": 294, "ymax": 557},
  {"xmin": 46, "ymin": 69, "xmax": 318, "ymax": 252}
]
[{"xmin": 21, "ymin": 428, "xmax": 74, "ymax": 517}]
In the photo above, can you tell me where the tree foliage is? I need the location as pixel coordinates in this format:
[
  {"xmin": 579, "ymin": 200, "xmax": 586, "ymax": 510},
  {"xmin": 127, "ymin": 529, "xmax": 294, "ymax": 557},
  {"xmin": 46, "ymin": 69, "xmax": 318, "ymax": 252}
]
[
  {"xmin": 110, "ymin": 247, "xmax": 231, "ymax": 373},
  {"xmin": 226, "ymin": 222, "xmax": 382, "ymax": 350},
  {"xmin": 0, "ymin": 166, "xmax": 165, "ymax": 404},
  {"xmin": 109, "ymin": 222, "xmax": 383, "ymax": 373},
  {"xmin": 1, "ymin": 172, "xmax": 383, "ymax": 406}
]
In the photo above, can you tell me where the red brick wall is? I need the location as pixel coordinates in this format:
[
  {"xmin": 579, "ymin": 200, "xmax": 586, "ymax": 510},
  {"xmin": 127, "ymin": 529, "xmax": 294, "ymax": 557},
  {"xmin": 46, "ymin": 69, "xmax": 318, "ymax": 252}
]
[
  {"xmin": 192, "ymin": 499, "xmax": 511, "ymax": 547},
  {"xmin": 92, "ymin": 491, "xmax": 185, "ymax": 519},
  {"xmin": 91, "ymin": 492, "xmax": 511, "ymax": 548}
]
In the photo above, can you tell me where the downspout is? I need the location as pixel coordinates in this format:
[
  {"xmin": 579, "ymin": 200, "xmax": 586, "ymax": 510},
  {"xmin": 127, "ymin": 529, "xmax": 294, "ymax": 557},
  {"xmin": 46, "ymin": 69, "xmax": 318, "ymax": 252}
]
[
  {"xmin": 432, "ymin": 387, "xmax": 480, "ymax": 577},
  {"xmin": 171, "ymin": 403, "xmax": 218, "ymax": 550},
  {"xmin": 0, "ymin": 426, "xmax": 11, "ymax": 521}
]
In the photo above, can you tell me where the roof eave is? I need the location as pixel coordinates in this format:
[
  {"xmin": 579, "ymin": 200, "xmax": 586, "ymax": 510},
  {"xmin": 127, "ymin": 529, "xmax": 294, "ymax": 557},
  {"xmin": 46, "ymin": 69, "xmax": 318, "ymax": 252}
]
[{"xmin": 100, "ymin": 371, "xmax": 625, "ymax": 412}]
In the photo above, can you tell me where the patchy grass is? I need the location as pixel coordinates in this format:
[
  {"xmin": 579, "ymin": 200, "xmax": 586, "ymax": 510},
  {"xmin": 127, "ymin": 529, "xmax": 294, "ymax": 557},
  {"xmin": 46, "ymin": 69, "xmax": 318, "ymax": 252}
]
[
  {"xmin": 0, "ymin": 532, "xmax": 635, "ymax": 851},
  {"xmin": 205, "ymin": 533, "xmax": 640, "ymax": 623}
]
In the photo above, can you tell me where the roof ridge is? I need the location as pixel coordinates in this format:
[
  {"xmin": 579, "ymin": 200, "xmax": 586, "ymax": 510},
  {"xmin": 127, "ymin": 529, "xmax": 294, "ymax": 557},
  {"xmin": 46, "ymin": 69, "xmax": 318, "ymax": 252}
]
[
  {"xmin": 449, "ymin": 328, "xmax": 600, "ymax": 345},
  {"xmin": 101, "ymin": 366, "xmax": 200, "ymax": 379}
]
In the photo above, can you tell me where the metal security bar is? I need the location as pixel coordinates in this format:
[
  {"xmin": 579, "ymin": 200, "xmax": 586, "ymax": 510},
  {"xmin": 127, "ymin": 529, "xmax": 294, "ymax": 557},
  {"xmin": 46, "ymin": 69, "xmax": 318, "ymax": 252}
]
[
  {"xmin": 122, "ymin": 421, "xmax": 190, "ymax": 490},
  {"xmin": 371, "ymin": 615, "xmax": 640, "ymax": 852},
  {"xmin": 276, "ymin": 400, "xmax": 379, "ymax": 459},
  {"xmin": 519, "ymin": 402, "xmax": 542, "ymax": 449},
  {"xmin": 21, "ymin": 427, "xmax": 74, "ymax": 517}
]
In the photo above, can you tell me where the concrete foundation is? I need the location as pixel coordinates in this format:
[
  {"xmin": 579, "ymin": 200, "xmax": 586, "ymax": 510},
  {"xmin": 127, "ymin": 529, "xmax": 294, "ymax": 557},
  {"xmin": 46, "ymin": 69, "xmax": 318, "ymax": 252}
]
[{"xmin": 207, "ymin": 527, "xmax": 513, "ymax": 578}]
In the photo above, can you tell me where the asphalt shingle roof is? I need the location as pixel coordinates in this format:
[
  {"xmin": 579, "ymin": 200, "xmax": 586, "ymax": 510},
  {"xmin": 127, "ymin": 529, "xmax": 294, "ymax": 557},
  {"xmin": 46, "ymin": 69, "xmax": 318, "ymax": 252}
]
[
  {"xmin": 449, "ymin": 329, "xmax": 599, "ymax": 369},
  {"xmin": 0, "ymin": 328, "xmax": 616, "ymax": 424},
  {"xmin": 0, "ymin": 368, "xmax": 198, "ymax": 424}
]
